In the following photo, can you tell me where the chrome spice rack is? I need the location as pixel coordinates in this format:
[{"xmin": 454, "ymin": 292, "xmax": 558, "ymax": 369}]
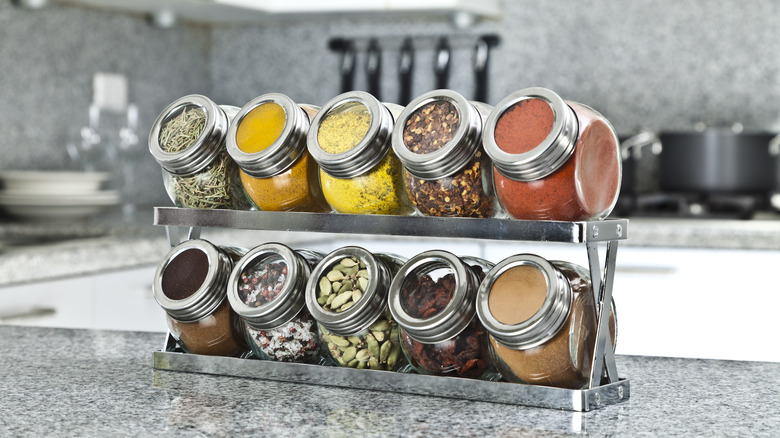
[{"xmin": 152, "ymin": 207, "xmax": 630, "ymax": 411}]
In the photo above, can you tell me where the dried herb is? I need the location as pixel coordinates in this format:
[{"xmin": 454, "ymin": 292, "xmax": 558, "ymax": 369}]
[
  {"xmin": 169, "ymin": 151, "xmax": 244, "ymax": 209},
  {"xmin": 159, "ymin": 107, "xmax": 206, "ymax": 153}
]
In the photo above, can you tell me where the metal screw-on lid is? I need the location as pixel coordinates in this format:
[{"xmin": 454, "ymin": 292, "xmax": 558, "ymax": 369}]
[
  {"xmin": 392, "ymin": 89, "xmax": 487, "ymax": 180},
  {"xmin": 306, "ymin": 91, "xmax": 396, "ymax": 179},
  {"xmin": 482, "ymin": 87, "xmax": 579, "ymax": 181},
  {"xmin": 227, "ymin": 243, "xmax": 317, "ymax": 330},
  {"xmin": 152, "ymin": 239, "xmax": 235, "ymax": 323},
  {"xmin": 226, "ymin": 93, "xmax": 314, "ymax": 178},
  {"xmin": 149, "ymin": 94, "xmax": 238, "ymax": 177},
  {"xmin": 476, "ymin": 253, "xmax": 573, "ymax": 350},
  {"xmin": 388, "ymin": 250, "xmax": 481, "ymax": 344},
  {"xmin": 305, "ymin": 246, "xmax": 402, "ymax": 336}
]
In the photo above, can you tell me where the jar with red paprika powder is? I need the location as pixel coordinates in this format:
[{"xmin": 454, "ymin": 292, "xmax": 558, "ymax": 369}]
[
  {"xmin": 391, "ymin": 89, "xmax": 497, "ymax": 218},
  {"xmin": 152, "ymin": 239, "xmax": 249, "ymax": 357},
  {"xmin": 483, "ymin": 87, "xmax": 621, "ymax": 221},
  {"xmin": 475, "ymin": 254, "xmax": 617, "ymax": 389},
  {"xmin": 388, "ymin": 250, "xmax": 500, "ymax": 380}
]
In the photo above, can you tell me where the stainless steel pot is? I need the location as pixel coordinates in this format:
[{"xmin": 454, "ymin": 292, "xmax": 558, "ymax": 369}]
[{"xmin": 658, "ymin": 128, "xmax": 779, "ymax": 194}]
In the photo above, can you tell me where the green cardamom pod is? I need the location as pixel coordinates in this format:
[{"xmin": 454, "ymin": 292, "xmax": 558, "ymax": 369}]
[
  {"xmin": 355, "ymin": 348, "xmax": 370, "ymax": 362},
  {"xmin": 369, "ymin": 320, "xmax": 390, "ymax": 332},
  {"xmin": 348, "ymin": 336, "xmax": 362, "ymax": 345},
  {"xmin": 326, "ymin": 270, "xmax": 344, "ymax": 282},
  {"xmin": 339, "ymin": 279, "xmax": 353, "ymax": 293},
  {"xmin": 318, "ymin": 277, "xmax": 332, "ymax": 296},
  {"xmin": 339, "ymin": 301, "xmax": 355, "ymax": 312},
  {"xmin": 351, "ymin": 290, "xmax": 362, "ymax": 304},
  {"xmin": 342, "ymin": 346, "xmax": 357, "ymax": 363},
  {"xmin": 368, "ymin": 357, "xmax": 380, "ymax": 369},
  {"xmin": 366, "ymin": 334, "xmax": 380, "ymax": 358},
  {"xmin": 371, "ymin": 330, "xmax": 384, "ymax": 342},
  {"xmin": 317, "ymin": 296, "xmax": 328, "ymax": 306},
  {"xmin": 357, "ymin": 277, "xmax": 368, "ymax": 292},
  {"xmin": 357, "ymin": 269, "xmax": 369, "ymax": 278},
  {"xmin": 347, "ymin": 358, "xmax": 359, "ymax": 368},
  {"xmin": 387, "ymin": 345, "xmax": 401, "ymax": 369},
  {"xmin": 330, "ymin": 290, "xmax": 353, "ymax": 309},
  {"xmin": 340, "ymin": 257, "xmax": 358, "ymax": 267},
  {"xmin": 331, "ymin": 336, "xmax": 350, "ymax": 348},
  {"xmin": 379, "ymin": 339, "xmax": 391, "ymax": 363}
]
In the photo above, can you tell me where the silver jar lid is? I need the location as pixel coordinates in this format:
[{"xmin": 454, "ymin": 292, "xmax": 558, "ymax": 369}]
[
  {"xmin": 391, "ymin": 89, "xmax": 486, "ymax": 180},
  {"xmin": 475, "ymin": 253, "xmax": 573, "ymax": 350},
  {"xmin": 482, "ymin": 87, "xmax": 579, "ymax": 181},
  {"xmin": 306, "ymin": 91, "xmax": 395, "ymax": 179},
  {"xmin": 149, "ymin": 94, "xmax": 238, "ymax": 177},
  {"xmin": 305, "ymin": 246, "xmax": 398, "ymax": 336},
  {"xmin": 388, "ymin": 250, "xmax": 481, "ymax": 344},
  {"xmin": 152, "ymin": 239, "xmax": 235, "ymax": 323},
  {"xmin": 226, "ymin": 243, "xmax": 315, "ymax": 330},
  {"xmin": 225, "ymin": 93, "xmax": 314, "ymax": 178}
]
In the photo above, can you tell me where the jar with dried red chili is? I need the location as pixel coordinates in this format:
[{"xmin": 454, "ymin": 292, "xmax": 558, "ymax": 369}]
[
  {"xmin": 152, "ymin": 239, "xmax": 248, "ymax": 357},
  {"xmin": 483, "ymin": 87, "xmax": 622, "ymax": 221},
  {"xmin": 392, "ymin": 90, "xmax": 497, "ymax": 218},
  {"xmin": 226, "ymin": 243, "xmax": 324, "ymax": 363},
  {"xmin": 388, "ymin": 250, "xmax": 500, "ymax": 380}
]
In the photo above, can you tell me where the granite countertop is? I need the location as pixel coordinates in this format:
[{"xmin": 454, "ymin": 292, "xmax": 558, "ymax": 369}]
[
  {"xmin": 1, "ymin": 325, "xmax": 778, "ymax": 437},
  {"xmin": 1, "ymin": 208, "xmax": 779, "ymax": 287}
]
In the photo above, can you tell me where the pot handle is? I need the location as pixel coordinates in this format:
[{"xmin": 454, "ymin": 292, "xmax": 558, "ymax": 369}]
[
  {"xmin": 620, "ymin": 130, "xmax": 661, "ymax": 160},
  {"xmin": 769, "ymin": 134, "xmax": 780, "ymax": 156}
]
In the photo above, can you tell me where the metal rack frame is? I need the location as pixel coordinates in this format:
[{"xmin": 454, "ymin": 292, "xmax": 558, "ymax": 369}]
[{"xmin": 152, "ymin": 207, "xmax": 630, "ymax": 411}]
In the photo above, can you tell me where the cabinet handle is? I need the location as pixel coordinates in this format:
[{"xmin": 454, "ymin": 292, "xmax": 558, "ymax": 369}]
[
  {"xmin": 0, "ymin": 306, "xmax": 56, "ymax": 322},
  {"xmin": 616, "ymin": 266, "xmax": 677, "ymax": 275}
]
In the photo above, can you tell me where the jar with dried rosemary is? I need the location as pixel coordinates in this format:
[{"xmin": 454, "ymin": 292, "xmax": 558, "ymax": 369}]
[
  {"xmin": 149, "ymin": 94, "xmax": 251, "ymax": 210},
  {"xmin": 307, "ymin": 91, "xmax": 414, "ymax": 216},
  {"xmin": 226, "ymin": 93, "xmax": 329, "ymax": 212},
  {"xmin": 392, "ymin": 89, "xmax": 498, "ymax": 218}
]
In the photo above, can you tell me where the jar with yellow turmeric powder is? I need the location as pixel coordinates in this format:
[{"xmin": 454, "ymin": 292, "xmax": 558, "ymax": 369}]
[
  {"xmin": 149, "ymin": 95, "xmax": 251, "ymax": 210},
  {"xmin": 226, "ymin": 93, "xmax": 329, "ymax": 212},
  {"xmin": 307, "ymin": 91, "xmax": 414, "ymax": 216}
]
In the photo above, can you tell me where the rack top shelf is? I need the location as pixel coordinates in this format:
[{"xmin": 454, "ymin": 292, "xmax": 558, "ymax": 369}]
[{"xmin": 154, "ymin": 208, "xmax": 628, "ymax": 244}]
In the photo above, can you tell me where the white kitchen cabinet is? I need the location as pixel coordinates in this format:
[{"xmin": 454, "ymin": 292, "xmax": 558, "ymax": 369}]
[{"xmin": 0, "ymin": 265, "xmax": 167, "ymax": 332}]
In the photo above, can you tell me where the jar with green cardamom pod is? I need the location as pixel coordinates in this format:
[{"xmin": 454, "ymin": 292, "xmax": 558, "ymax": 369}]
[
  {"xmin": 306, "ymin": 91, "xmax": 414, "ymax": 216},
  {"xmin": 304, "ymin": 246, "xmax": 408, "ymax": 371},
  {"xmin": 149, "ymin": 94, "xmax": 251, "ymax": 210}
]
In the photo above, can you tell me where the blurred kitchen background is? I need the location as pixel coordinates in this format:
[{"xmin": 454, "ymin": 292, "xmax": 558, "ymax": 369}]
[{"xmin": 1, "ymin": 1, "xmax": 780, "ymax": 363}]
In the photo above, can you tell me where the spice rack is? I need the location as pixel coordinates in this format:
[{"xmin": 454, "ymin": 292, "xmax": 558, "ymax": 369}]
[{"xmin": 152, "ymin": 207, "xmax": 630, "ymax": 411}]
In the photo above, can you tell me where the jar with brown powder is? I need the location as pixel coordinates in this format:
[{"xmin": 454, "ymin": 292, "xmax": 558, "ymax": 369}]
[
  {"xmin": 225, "ymin": 93, "xmax": 329, "ymax": 212},
  {"xmin": 392, "ymin": 89, "xmax": 497, "ymax": 218},
  {"xmin": 388, "ymin": 250, "xmax": 499, "ymax": 380},
  {"xmin": 153, "ymin": 239, "xmax": 248, "ymax": 357},
  {"xmin": 307, "ymin": 91, "xmax": 414, "ymax": 216},
  {"xmin": 475, "ymin": 254, "xmax": 617, "ymax": 389},
  {"xmin": 482, "ymin": 87, "xmax": 621, "ymax": 221}
]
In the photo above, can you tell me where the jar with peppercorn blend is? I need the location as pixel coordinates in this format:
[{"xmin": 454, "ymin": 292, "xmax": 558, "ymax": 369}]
[
  {"xmin": 152, "ymin": 239, "xmax": 248, "ymax": 357},
  {"xmin": 388, "ymin": 250, "xmax": 500, "ymax": 380},
  {"xmin": 149, "ymin": 95, "xmax": 250, "ymax": 210},
  {"xmin": 482, "ymin": 87, "xmax": 621, "ymax": 221},
  {"xmin": 475, "ymin": 254, "xmax": 617, "ymax": 389},
  {"xmin": 226, "ymin": 243, "xmax": 325, "ymax": 363},
  {"xmin": 225, "ymin": 93, "xmax": 330, "ymax": 212},
  {"xmin": 392, "ymin": 89, "xmax": 498, "ymax": 218},
  {"xmin": 304, "ymin": 246, "xmax": 408, "ymax": 371},
  {"xmin": 307, "ymin": 91, "xmax": 414, "ymax": 216}
]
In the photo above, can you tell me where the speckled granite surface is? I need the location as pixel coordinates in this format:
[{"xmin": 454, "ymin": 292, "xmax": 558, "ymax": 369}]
[{"xmin": 0, "ymin": 325, "xmax": 777, "ymax": 436}]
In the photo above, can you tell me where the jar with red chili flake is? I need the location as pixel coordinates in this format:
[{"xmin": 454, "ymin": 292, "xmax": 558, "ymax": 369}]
[
  {"xmin": 226, "ymin": 243, "xmax": 324, "ymax": 364},
  {"xmin": 482, "ymin": 87, "xmax": 621, "ymax": 221},
  {"xmin": 388, "ymin": 250, "xmax": 500, "ymax": 380},
  {"xmin": 391, "ymin": 89, "xmax": 497, "ymax": 218}
]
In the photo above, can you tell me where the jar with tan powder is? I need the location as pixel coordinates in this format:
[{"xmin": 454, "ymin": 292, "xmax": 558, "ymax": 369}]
[
  {"xmin": 153, "ymin": 239, "xmax": 248, "ymax": 357},
  {"xmin": 225, "ymin": 93, "xmax": 329, "ymax": 212},
  {"xmin": 149, "ymin": 95, "xmax": 251, "ymax": 210},
  {"xmin": 307, "ymin": 91, "xmax": 414, "ymax": 215},
  {"xmin": 475, "ymin": 254, "xmax": 617, "ymax": 389},
  {"xmin": 304, "ymin": 246, "xmax": 408, "ymax": 371},
  {"xmin": 482, "ymin": 87, "xmax": 621, "ymax": 221},
  {"xmin": 388, "ymin": 250, "xmax": 499, "ymax": 380},
  {"xmin": 392, "ymin": 89, "xmax": 498, "ymax": 218}
]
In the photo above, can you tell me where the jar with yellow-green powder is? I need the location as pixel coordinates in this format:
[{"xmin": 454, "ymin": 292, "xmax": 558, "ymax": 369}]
[
  {"xmin": 307, "ymin": 91, "xmax": 414, "ymax": 215},
  {"xmin": 226, "ymin": 93, "xmax": 329, "ymax": 212}
]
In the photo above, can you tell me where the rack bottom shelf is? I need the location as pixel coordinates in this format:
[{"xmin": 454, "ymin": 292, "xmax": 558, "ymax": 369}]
[{"xmin": 152, "ymin": 350, "xmax": 630, "ymax": 412}]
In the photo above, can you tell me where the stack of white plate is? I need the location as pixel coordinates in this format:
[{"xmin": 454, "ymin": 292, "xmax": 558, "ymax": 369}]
[{"xmin": 0, "ymin": 171, "xmax": 120, "ymax": 221}]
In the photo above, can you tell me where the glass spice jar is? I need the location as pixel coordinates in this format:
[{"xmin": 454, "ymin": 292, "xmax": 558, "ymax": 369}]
[
  {"xmin": 392, "ymin": 89, "xmax": 498, "ymax": 218},
  {"xmin": 152, "ymin": 239, "xmax": 249, "ymax": 357},
  {"xmin": 225, "ymin": 93, "xmax": 330, "ymax": 212},
  {"xmin": 475, "ymin": 254, "xmax": 618, "ymax": 389},
  {"xmin": 307, "ymin": 91, "xmax": 414, "ymax": 216},
  {"xmin": 388, "ymin": 250, "xmax": 500, "ymax": 380},
  {"xmin": 482, "ymin": 87, "xmax": 622, "ymax": 221},
  {"xmin": 149, "ymin": 94, "xmax": 251, "ymax": 210},
  {"xmin": 304, "ymin": 246, "xmax": 408, "ymax": 371},
  {"xmin": 226, "ymin": 243, "xmax": 325, "ymax": 363}
]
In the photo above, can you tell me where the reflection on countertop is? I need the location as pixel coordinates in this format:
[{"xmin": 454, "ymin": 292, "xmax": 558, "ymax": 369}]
[
  {"xmin": 1, "ymin": 325, "xmax": 778, "ymax": 437},
  {"xmin": 1, "ymin": 207, "xmax": 779, "ymax": 287}
]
